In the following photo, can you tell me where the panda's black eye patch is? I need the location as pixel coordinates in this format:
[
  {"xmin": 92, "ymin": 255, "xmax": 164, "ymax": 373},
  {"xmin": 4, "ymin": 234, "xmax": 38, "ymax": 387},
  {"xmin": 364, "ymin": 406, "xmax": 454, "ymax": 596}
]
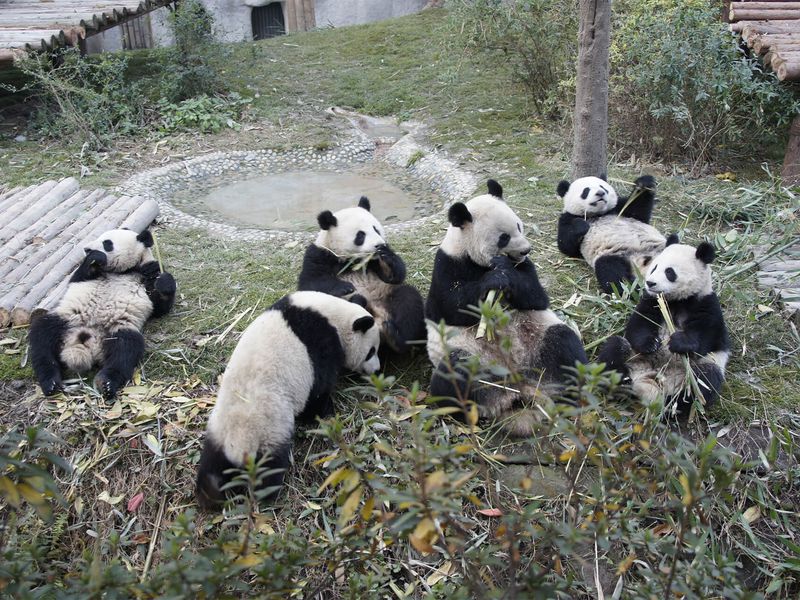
[
  {"xmin": 373, "ymin": 226, "xmax": 380, "ymax": 235},
  {"xmin": 580, "ymin": 187, "xmax": 590, "ymax": 200},
  {"xmin": 354, "ymin": 231, "xmax": 366, "ymax": 246},
  {"xmin": 517, "ymin": 223, "xmax": 522, "ymax": 233},
  {"xmin": 103, "ymin": 240, "xmax": 113, "ymax": 252},
  {"xmin": 498, "ymin": 233, "xmax": 511, "ymax": 248},
  {"xmin": 650, "ymin": 264, "xmax": 658, "ymax": 274},
  {"xmin": 366, "ymin": 347, "xmax": 376, "ymax": 361},
  {"xmin": 665, "ymin": 268, "xmax": 677, "ymax": 282}
]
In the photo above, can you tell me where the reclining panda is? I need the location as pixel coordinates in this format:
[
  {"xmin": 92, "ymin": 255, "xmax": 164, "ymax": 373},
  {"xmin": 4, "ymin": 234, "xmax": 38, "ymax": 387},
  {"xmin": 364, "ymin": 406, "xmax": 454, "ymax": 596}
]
[
  {"xmin": 298, "ymin": 196, "xmax": 425, "ymax": 355},
  {"xmin": 426, "ymin": 180, "xmax": 587, "ymax": 436},
  {"xmin": 597, "ymin": 237, "xmax": 730, "ymax": 416},
  {"xmin": 28, "ymin": 228, "xmax": 176, "ymax": 399},
  {"xmin": 556, "ymin": 175, "xmax": 666, "ymax": 294}
]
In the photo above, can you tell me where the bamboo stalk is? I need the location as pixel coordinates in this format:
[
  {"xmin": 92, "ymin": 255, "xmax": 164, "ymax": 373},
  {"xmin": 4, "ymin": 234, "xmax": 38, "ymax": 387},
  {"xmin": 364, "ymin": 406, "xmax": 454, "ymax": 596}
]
[
  {"xmin": 0, "ymin": 185, "xmax": 34, "ymax": 214},
  {"xmin": 476, "ymin": 290, "xmax": 497, "ymax": 340}
]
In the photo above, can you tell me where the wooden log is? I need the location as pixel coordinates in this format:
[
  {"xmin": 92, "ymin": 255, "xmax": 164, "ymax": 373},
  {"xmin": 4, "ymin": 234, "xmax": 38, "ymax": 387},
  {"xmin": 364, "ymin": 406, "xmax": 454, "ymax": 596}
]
[
  {"xmin": 753, "ymin": 33, "xmax": 800, "ymax": 53},
  {"xmin": 0, "ymin": 179, "xmax": 82, "ymax": 244},
  {"xmin": 769, "ymin": 49, "xmax": 800, "ymax": 66},
  {"xmin": 0, "ymin": 191, "xmax": 117, "ymax": 283},
  {"xmin": 0, "ymin": 185, "xmax": 34, "ymax": 213},
  {"xmin": 0, "ymin": 180, "xmax": 59, "ymax": 230},
  {"xmin": 0, "ymin": 186, "xmax": 21, "ymax": 203},
  {"xmin": 2, "ymin": 194, "xmax": 146, "ymax": 327},
  {"xmin": 731, "ymin": 9, "xmax": 800, "ymax": 22},
  {"xmin": 732, "ymin": 1, "xmax": 800, "ymax": 8},
  {"xmin": 739, "ymin": 19, "xmax": 800, "ymax": 35},
  {"xmin": 0, "ymin": 190, "xmax": 91, "ymax": 267},
  {"xmin": 33, "ymin": 198, "xmax": 161, "ymax": 319},
  {"xmin": 776, "ymin": 59, "xmax": 800, "ymax": 78}
]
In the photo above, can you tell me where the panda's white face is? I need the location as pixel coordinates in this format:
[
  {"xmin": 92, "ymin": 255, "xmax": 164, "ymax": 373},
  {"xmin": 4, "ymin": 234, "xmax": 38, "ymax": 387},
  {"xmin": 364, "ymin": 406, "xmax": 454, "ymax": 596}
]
[
  {"xmin": 83, "ymin": 229, "xmax": 154, "ymax": 272},
  {"xmin": 289, "ymin": 291, "xmax": 381, "ymax": 374},
  {"xmin": 645, "ymin": 243, "xmax": 713, "ymax": 300},
  {"xmin": 315, "ymin": 206, "xmax": 387, "ymax": 258},
  {"xmin": 442, "ymin": 194, "xmax": 531, "ymax": 268},
  {"xmin": 560, "ymin": 176, "xmax": 618, "ymax": 217}
]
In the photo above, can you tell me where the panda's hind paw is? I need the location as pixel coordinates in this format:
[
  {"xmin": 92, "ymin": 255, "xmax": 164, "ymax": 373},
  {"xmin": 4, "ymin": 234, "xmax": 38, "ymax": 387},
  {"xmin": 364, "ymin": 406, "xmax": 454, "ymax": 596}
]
[
  {"xmin": 40, "ymin": 377, "xmax": 63, "ymax": 396},
  {"xmin": 94, "ymin": 372, "xmax": 121, "ymax": 400}
]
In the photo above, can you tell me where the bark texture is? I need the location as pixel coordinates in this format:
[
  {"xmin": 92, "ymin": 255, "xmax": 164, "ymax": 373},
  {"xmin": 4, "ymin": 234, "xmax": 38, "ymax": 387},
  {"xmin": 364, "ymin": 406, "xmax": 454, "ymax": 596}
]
[{"xmin": 571, "ymin": 0, "xmax": 611, "ymax": 179}]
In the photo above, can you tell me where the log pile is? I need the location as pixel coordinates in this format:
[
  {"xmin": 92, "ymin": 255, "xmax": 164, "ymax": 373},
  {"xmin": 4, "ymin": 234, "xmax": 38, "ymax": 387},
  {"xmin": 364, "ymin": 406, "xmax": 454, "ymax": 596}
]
[
  {"xmin": 729, "ymin": 2, "xmax": 800, "ymax": 80},
  {"xmin": 0, "ymin": 178, "xmax": 160, "ymax": 327}
]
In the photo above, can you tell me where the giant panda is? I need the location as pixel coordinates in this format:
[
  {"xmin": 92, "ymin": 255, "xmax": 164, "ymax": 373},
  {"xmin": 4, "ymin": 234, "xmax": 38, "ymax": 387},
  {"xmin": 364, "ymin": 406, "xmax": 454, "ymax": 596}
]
[
  {"xmin": 556, "ymin": 175, "xmax": 666, "ymax": 294},
  {"xmin": 196, "ymin": 290, "xmax": 381, "ymax": 509},
  {"xmin": 297, "ymin": 196, "xmax": 425, "ymax": 355},
  {"xmin": 597, "ymin": 237, "xmax": 730, "ymax": 416},
  {"xmin": 425, "ymin": 179, "xmax": 587, "ymax": 436},
  {"xmin": 28, "ymin": 228, "xmax": 176, "ymax": 400}
]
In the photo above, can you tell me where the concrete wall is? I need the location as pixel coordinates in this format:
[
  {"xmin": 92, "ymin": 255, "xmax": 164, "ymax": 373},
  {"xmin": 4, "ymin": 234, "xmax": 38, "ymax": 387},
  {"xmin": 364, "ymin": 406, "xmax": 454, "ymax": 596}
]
[{"xmin": 314, "ymin": 0, "xmax": 427, "ymax": 28}]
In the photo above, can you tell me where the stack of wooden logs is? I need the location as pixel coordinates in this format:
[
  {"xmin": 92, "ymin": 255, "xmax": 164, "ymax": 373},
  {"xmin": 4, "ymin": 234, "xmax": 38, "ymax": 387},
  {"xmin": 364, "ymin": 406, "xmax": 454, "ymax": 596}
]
[
  {"xmin": 730, "ymin": 2, "xmax": 800, "ymax": 81},
  {"xmin": 0, "ymin": 178, "xmax": 159, "ymax": 327}
]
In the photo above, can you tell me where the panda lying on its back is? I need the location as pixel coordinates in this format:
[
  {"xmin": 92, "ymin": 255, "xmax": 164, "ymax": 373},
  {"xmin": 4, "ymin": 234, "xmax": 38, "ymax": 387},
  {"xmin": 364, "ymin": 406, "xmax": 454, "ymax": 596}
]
[
  {"xmin": 556, "ymin": 175, "xmax": 665, "ymax": 294},
  {"xmin": 426, "ymin": 180, "xmax": 587, "ymax": 436},
  {"xmin": 196, "ymin": 291, "xmax": 381, "ymax": 510},
  {"xmin": 29, "ymin": 228, "xmax": 176, "ymax": 399},
  {"xmin": 598, "ymin": 237, "xmax": 730, "ymax": 415},
  {"xmin": 298, "ymin": 196, "xmax": 425, "ymax": 355}
]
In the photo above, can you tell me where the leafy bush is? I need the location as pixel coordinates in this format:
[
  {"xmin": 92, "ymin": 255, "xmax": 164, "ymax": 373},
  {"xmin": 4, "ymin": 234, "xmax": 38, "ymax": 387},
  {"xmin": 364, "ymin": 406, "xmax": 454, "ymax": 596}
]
[
  {"xmin": 7, "ymin": 49, "xmax": 148, "ymax": 149},
  {"xmin": 612, "ymin": 0, "xmax": 800, "ymax": 171},
  {"xmin": 447, "ymin": 0, "xmax": 578, "ymax": 116},
  {"xmin": 159, "ymin": 0, "xmax": 231, "ymax": 102},
  {"xmin": 158, "ymin": 93, "xmax": 251, "ymax": 133}
]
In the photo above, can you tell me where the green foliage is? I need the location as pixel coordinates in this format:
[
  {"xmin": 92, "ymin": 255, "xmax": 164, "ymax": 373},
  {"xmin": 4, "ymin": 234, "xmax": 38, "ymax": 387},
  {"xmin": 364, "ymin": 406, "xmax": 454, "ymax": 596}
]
[
  {"xmin": 160, "ymin": 0, "xmax": 231, "ymax": 102},
  {"xmin": 158, "ymin": 93, "xmax": 251, "ymax": 133},
  {"xmin": 612, "ymin": 0, "xmax": 800, "ymax": 170},
  {"xmin": 447, "ymin": 0, "xmax": 577, "ymax": 116},
  {"xmin": 6, "ymin": 49, "xmax": 147, "ymax": 149}
]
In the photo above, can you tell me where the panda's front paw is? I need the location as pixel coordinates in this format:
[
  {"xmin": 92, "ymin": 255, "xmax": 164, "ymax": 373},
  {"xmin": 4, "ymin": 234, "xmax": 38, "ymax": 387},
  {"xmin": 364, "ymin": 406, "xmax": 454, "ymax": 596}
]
[
  {"xmin": 155, "ymin": 272, "xmax": 177, "ymax": 295},
  {"xmin": 39, "ymin": 376, "xmax": 63, "ymax": 397},
  {"xmin": 490, "ymin": 255, "xmax": 516, "ymax": 271},
  {"xmin": 480, "ymin": 270, "xmax": 511, "ymax": 298},
  {"xmin": 668, "ymin": 332, "xmax": 696, "ymax": 354},
  {"xmin": 634, "ymin": 175, "xmax": 656, "ymax": 191},
  {"xmin": 633, "ymin": 336, "xmax": 661, "ymax": 354},
  {"xmin": 331, "ymin": 281, "xmax": 356, "ymax": 298},
  {"xmin": 139, "ymin": 262, "xmax": 161, "ymax": 280}
]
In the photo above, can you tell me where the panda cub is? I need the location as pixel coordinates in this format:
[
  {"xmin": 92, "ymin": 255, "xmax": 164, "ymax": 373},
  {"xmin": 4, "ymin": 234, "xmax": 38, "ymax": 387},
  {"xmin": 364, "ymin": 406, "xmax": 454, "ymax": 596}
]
[
  {"xmin": 598, "ymin": 237, "xmax": 730, "ymax": 415},
  {"xmin": 556, "ymin": 175, "xmax": 665, "ymax": 293},
  {"xmin": 426, "ymin": 180, "xmax": 587, "ymax": 436},
  {"xmin": 298, "ymin": 196, "xmax": 425, "ymax": 354},
  {"xmin": 28, "ymin": 228, "xmax": 176, "ymax": 400},
  {"xmin": 196, "ymin": 291, "xmax": 381, "ymax": 509}
]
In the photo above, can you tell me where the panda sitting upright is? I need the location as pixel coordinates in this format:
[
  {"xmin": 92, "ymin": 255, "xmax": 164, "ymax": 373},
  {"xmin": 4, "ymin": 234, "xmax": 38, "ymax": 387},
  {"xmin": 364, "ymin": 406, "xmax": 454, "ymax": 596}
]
[
  {"xmin": 556, "ymin": 175, "xmax": 666, "ymax": 294},
  {"xmin": 298, "ymin": 196, "xmax": 425, "ymax": 355},
  {"xmin": 597, "ymin": 236, "xmax": 730, "ymax": 415},
  {"xmin": 28, "ymin": 228, "xmax": 176, "ymax": 399},
  {"xmin": 426, "ymin": 179, "xmax": 587, "ymax": 436}
]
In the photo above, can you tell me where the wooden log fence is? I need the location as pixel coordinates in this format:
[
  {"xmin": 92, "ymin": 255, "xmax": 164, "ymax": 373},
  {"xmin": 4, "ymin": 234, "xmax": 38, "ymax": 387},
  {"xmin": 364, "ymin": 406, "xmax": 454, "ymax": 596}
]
[{"xmin": 0, "ymin": 178, "xmax": 160, "ymax": 327}]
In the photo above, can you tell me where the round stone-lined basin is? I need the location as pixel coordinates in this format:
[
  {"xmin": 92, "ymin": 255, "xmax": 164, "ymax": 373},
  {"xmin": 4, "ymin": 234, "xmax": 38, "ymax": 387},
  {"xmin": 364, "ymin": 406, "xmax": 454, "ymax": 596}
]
[{"xmin": 199, "ymin": 171, "xmax": 417, "ymax": 231}]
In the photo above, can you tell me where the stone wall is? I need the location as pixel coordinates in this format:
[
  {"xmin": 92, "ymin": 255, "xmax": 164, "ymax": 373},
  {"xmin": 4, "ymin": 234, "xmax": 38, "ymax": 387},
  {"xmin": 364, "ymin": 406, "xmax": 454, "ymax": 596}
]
[{"xmin": 315, "ymin": 0, "xmax": 427, "ymax": 28}]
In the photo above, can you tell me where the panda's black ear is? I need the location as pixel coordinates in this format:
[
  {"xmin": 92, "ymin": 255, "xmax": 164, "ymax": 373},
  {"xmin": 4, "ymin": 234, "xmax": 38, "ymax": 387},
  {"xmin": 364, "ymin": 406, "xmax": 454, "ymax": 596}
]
[
  {"xmin": 556, "ymin": 180, "xmax": 570, "ymax": 198},
  {"xmin": 666, "ymin": 233, "xmax": 680, "ymax": 246},
  {"xmin": 487, "ymin": 179, "xmax": 503, "ymax": 198},
  {"xmin": 358, "ymin": 196, "xmax": 371, "ymax": 212},
  {"xmin": 448, "ymin": 202, "xmax": 472, "ymax": 228},
  {"xmin": 349, "ymin": 294, "xmax": 368, "ymax": 308},
  {"xmin": 696, "ymin": 242, "xmax": 715, "ymax": 265},
  {"xmin": 352, "ymin": 315, "xmax": 375, "ymax": 333},
  {"xmin": 599, "ymin": 173, "xmax": 608, "ymax": 182},
  {"xmin": 136, "ymin": 230, "xmax": 154, "ymax": 248},
  {"xmin": 317, "ymin": 210, "xmax": 337, "ymax": 230}
]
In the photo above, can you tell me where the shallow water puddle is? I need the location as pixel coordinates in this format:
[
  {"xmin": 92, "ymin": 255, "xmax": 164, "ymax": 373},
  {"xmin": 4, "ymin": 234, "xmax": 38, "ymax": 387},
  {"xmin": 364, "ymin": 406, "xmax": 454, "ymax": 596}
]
[{"xmin": 199, "ymin": 171, "xmax": 417, "ymax": 231}]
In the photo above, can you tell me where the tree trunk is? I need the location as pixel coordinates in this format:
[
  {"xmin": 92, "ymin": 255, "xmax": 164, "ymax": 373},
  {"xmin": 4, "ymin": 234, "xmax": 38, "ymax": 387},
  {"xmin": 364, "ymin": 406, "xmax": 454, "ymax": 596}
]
[
  {"xmin": 572, "ymin": 0, "xmax": 611, "ymax": 179},
  {"xmin": 782, "ymin": 114, "xmax": 800, "ymax": 185}
]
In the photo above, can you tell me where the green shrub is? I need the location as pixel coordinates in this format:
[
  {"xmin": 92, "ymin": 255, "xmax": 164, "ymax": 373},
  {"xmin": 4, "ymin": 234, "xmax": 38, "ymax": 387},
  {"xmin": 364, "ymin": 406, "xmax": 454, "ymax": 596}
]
[
  {"xmin": 612, "ymin": 0, "xmax": 800, "ymax": 171},
  {"xmin": 7, "ymin": 49, "xmax": 147, "ymax": 149},
  {"xmin": 157, "ymin": 93, "xmax": 251, "ymax": 133},
  {"xmin": 447, "ymin": 0, "xmax": 578, "ymax": 117}
]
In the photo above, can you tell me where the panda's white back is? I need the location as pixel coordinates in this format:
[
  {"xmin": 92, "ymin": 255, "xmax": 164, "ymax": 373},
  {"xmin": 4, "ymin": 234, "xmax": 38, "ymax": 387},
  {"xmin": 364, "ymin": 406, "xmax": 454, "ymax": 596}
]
[
  {"xmin": 581, "ymin": 215, "xmax": 665, "ymax": 270},
  {"xmin": 56, "ymin": 273, "xmax": 153, "ymax": 333},
  {"xmin": 206, "ymin": 310, "xmax": 314, "ymax": 465}
]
